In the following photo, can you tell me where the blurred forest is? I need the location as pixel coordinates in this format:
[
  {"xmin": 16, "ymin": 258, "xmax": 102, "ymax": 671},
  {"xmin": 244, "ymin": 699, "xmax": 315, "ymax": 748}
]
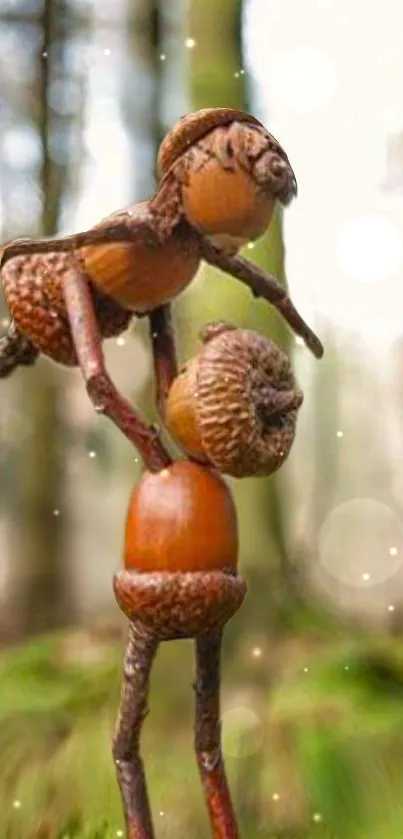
[{"xmin": 1, "ymin": 0, "xmax": 403, "ymax": 837}]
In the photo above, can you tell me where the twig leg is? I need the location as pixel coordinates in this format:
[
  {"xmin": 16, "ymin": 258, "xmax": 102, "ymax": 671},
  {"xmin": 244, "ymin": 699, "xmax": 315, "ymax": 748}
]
[
  {"xmin": 194, "ymin": 630, "xmax": 239, "ymax": 839},
  {"xmin": 148, "ymin": 304, "xmax": 178, "ymax": 419},
  {"xmin": 61, "ymin": 257, "xmax": 171, "ymax": 472},
  {"xmin": 113, "ymin": 622, "xmax": 159, "ymax": 839}
]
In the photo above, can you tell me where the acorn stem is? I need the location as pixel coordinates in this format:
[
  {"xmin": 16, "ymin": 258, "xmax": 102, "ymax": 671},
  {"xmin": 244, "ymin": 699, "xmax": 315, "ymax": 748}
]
[
  {"xmin": 61, "ymin": 256, "xmax": 171, "ymax": 472},
  {"xmin": 199, "ymin": 240, "xmax": 324, "ymax": 359},
  {"xmin": 195, "ymin": 630, "xmax": 239, "ymax": 839},
  {"xmin": 113, "ymin": 621, "xmax": 159, "ymax": 839},
  {"xmin": 0, "ymin": 323, "xmax": 38, "ymax": 378},
  {"xmin": 258, "ymin": 386, "xmax": 304, "ymax": 418},
  {"xmin": 149, "ymin": 304, "xmax": 178, "ymax": 419}
]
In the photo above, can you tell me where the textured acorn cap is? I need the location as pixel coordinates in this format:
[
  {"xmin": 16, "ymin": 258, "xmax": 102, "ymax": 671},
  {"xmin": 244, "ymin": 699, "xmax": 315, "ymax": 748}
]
[
  {"xmin": 192, "ymin": 324, "xmax": 303, "ymax": 478},
  {"xmin": 157, "ymin": 108, "xmax": 263, "ymax": 177},
  {"xmin": 113, "ymin": 569, "xmax": 246, "ymax": 640}
]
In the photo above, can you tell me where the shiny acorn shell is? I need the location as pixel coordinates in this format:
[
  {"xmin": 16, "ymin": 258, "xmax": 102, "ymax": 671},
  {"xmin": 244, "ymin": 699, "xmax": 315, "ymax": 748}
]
[{"xmin": 165, "ymin": 323, "xmax": 303, "ymax": 478}]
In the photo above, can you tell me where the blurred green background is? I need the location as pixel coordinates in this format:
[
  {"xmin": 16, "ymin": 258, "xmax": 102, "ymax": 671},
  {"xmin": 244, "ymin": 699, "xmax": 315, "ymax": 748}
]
[{"xmin": 1, "ymin": 0, "xmax": 403, "ymax": 837}]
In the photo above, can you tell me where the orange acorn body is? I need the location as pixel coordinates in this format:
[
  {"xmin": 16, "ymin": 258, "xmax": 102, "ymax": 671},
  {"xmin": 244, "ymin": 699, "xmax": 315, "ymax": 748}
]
[
  {"xmin": 79, "ymin": 203, "xmax": 200, "ymax": 312},
  {"xmin": 123, "ymin": 460, "xmax": 238, "ymax": 573}
]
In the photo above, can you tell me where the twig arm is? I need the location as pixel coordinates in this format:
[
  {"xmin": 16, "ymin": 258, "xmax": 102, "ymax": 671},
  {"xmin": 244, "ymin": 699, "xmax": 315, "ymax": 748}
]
[
  {"xmin": 200, "ymin": 239, "xmax": 324, "ymax": 359},
  {"xmin": 61, "ymin": 256, "xmax": 171, "ymax": 472},
  {"xmin": 0, "ymin": 214, "xmax": 159, "ymax": 269}
]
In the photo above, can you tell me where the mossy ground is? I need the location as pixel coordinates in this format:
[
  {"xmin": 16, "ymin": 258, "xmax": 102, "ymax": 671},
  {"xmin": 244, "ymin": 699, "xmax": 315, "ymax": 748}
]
[{"xmin": 1, "ymin": 626, "xmax": 403, "ymax": 838}]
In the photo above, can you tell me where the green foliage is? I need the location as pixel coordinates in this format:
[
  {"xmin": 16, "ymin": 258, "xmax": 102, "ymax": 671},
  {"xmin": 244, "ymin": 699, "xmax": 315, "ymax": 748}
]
[{"xmin": 2, "ymin": 630, "xmax": 403, "ymax": 837}]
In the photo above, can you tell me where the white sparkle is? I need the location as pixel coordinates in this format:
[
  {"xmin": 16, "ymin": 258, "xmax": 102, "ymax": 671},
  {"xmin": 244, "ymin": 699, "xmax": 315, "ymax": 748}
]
[
  {"xmin": 362, "ymin": 573, "xmax": 371, "ymax": 581},
  {"xmin": 313, "ymin": 812, "xmax": 323, "ymax": 823},
  {"xmin": 13, "ymin": 800, "xmax": 21, "ymax": 809},
  {"xmin": 272, "ymin": 792, "xmax": 280, "ymax": 801},
  {"xmin": 336, "ymin": 430, "xmax": 343, "ymax": 438},
  {"xmin": 160, "ymin": 54, "xmax": 166, "ymax": 61},
  {"xmin": 388, "ymin": 604, "xmax": 395, "ymax": 612},
  {"xmin": 88, "ymin": 450, "xmax": 96, "ymax": 459},
  {"xmin": 159, "ymin": 811, "xmax": 164, "ymax": 816},
  {"xmin": 53, "ymin": 509, "xmax": 60, "ymax": 516},
  {"xmin": 160, "ymin": 469, "xmax": 170, "ymax": 479},
  {"xmin": 104, "ymin": 48, "xmax": 111, "ymax": 56},
  {"xmin": 247, "ymin": 242, "xmax": 255, "ymax": 249},
  {"xmin": 251, "ymin": 646, "xmax": 262, "ymax": 658},
  {"xmin": 42, "ymin": 51, "xmax": 48, "ymax": 58},
  {"xmin": 234, "ymin": 72, "xmax": 240, "ymax": 78},
  {"xmin": 344, "ymin": 665, "xmax": 350, "ymax": 671},
  {"xmin": 116, "ymin": 832, "xmax": 123, "ymax": 837},
  {"xmin": 185, "ymin": 38, "xmax": 196, "ymax": 49},
  {"xmin": 1, "ymin": 317, "xmax": 10, "ymax": 328},
  {"xmin": 295, "ymin": 336, "xmax": 304, "ymax": 346},
  {"xmin": 389, "ymin": 546, "xmax": 398, "ymax": 556},
  {"xmin": 303, "ymin": 666, "xmax": 309, "ymax": 672},
  {"xmin": 116, "ymin": 336, "xmax": 126, "ymax": 347}
]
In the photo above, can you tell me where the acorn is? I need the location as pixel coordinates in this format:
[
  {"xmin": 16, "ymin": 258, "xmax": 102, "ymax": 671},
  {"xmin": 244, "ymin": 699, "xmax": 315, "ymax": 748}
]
[
  {"xmin": 155, "ymin": 108, "xmax": 297, "ymax": 251},
  {"xmin": 164, "ymin": 322, "xmax": 304, "ymax": 478},
  {"xmin": 113, "ymin": 459, "xmax": 246, "ymax": 639}
]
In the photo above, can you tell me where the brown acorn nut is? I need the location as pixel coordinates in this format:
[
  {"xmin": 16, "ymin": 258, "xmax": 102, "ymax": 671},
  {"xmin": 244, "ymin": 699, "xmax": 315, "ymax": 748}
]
[
  {"xmin": 123, "ymin": 459, "xmax": 238, "ymax": 573},
  {"xmin": 156, "ymin": 108, "xmax": 297, "ymax": 251},
  {"xmin": 164, "ymin": 322, "xmax": 304, "ymax": 478}
]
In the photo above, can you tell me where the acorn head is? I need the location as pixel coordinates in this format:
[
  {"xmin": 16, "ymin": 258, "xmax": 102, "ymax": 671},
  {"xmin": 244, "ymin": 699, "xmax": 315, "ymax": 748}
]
[
  {"xmin": 156, "ymin": 108, "xmax": 297, "ymax": 252},
  {"xmin": 165, "ymin": 323, "xmax": 303, "ymax": 478}
]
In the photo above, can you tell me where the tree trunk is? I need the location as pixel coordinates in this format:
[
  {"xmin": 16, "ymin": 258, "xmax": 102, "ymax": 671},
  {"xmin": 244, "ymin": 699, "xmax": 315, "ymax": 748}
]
[{"xmin": 4, "ymin": 0, "xmax": 75, "ymax": 637}]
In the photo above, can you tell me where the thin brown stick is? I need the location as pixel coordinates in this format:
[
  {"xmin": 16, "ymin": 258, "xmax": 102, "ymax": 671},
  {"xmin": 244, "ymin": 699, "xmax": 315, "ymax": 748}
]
[
  {"xmin": 195, "ymin": 630, "xmax": 239, "ymax": 839},
  {"xmin": 148, "ymin": 304, "xmax": 178, "ymax": 419},
  {"xmin": 61, "ymin": 256, "xmax": 171, "ymax": 472},
  {"xmin": 0, "ymin": 214, "xmax": 159, "ymax": 269},
  {"xmin": 113, "ymin": 622, "xmax": 159, "ymax": 839},
  {"xmin": 200, "ymin": 240, "xmax": 324, "ymax": 359}
]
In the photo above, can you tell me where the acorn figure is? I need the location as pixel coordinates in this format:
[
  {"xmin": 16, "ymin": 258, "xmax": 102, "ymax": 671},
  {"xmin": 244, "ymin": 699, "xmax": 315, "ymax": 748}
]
[{"xmin": 165, "ymin": 322, "xmax": 304, "ymax": 478}]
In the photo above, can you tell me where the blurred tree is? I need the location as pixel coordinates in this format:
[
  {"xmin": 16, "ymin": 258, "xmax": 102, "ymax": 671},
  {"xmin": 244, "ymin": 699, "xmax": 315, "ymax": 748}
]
[{"xmin": 2, "ymin": 0, "xmax": 80, "ymax": 637}]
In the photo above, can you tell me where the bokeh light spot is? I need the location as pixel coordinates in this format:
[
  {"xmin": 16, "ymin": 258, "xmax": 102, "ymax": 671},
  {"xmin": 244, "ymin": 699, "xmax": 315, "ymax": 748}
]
[{"xmin": 319, "ymin": 499, "xmax": 403, "ymax": 587}]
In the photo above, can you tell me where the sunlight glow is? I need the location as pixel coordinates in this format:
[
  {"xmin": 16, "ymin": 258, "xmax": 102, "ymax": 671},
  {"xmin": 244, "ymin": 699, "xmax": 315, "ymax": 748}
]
[
  {"xmin": 336, "ymin": 216, "xmax": 402, "ymax": 283},
  {"xmin": 270, "ymin": 48, "xmax": 336, "ymax": 113}
]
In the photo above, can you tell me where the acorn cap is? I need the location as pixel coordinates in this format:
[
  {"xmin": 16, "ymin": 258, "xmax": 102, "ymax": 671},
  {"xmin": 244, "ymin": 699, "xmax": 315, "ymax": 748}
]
[
  {"xmin": 193, "ymin": 324, "xmax": 303, "ymax": 477},
  {"xmin": 113, "ymin": 569, "xmax": 246, "ymax": 640},
  {"xmin": 157, "ymin": 108, "xmax": 263, "ymax": 177}
]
